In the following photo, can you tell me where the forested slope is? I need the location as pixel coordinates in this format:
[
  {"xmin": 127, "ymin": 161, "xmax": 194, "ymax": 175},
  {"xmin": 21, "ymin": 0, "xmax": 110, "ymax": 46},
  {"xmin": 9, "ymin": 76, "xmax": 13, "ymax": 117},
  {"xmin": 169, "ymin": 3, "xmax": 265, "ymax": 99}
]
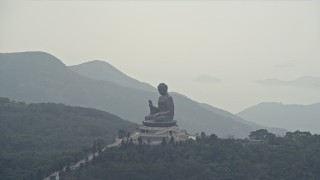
[
  {"xmin": 0, "ymin": 98, "xmax": 137, "ymax": 180},
  {"xmin": 62, "ymin": 130, "xmax": 320, "ymax": 180}
]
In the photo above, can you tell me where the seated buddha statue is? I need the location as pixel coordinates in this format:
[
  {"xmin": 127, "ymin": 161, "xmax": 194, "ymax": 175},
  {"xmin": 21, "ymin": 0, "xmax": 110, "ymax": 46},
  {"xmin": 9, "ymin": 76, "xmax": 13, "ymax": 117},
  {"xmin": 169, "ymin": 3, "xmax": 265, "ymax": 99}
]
[{"xmin": 145, "ymin": 83, "xmax": 174, "ymax": 122}]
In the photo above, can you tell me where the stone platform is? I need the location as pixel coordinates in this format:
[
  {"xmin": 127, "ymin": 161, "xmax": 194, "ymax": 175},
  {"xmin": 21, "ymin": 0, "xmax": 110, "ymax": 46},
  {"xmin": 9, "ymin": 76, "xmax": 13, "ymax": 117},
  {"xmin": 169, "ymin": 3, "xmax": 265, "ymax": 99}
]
[
  {"xmin": 142, "ymin": 120, "xmax": 177, "ymax": 127},
  {"xmin": 131, "ymin": 121, "xmax": 189, "ymax": 145}
]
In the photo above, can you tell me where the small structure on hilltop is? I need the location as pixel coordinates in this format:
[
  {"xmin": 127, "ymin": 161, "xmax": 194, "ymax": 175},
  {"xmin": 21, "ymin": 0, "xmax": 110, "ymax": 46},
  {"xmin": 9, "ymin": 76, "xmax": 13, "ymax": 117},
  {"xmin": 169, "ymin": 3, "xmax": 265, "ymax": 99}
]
[{"xmin": 131, "ymin": 83, "xmax": 189, "ymax": 145}]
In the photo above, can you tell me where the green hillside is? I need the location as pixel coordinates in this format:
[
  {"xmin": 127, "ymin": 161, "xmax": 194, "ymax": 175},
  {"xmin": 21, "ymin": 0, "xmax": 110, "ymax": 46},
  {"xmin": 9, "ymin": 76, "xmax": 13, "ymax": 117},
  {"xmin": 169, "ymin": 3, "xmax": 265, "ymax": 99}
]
[{"xmin": 0, "ymin": 98, "xmax": 137, "ymax": 180}]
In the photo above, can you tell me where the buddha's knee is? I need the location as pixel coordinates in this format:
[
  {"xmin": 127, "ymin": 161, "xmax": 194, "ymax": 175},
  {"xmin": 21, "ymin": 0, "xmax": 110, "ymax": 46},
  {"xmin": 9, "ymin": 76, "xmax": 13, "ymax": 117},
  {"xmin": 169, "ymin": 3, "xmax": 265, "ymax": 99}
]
[
  {"xmin": 155, "ymin": 116, "xmax": 168, "ymax": 122},
  {"xmin": 145, "ymin": 115, "xmax": 154, "ymax": 120}
]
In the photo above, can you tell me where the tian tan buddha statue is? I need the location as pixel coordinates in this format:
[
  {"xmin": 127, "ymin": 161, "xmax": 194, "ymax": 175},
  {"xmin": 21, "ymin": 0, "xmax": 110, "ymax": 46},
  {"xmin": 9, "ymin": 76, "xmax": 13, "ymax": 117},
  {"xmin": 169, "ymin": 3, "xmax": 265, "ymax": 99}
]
[{"xmin": 145, "ymin": 83, "xmax": 174, "ymax": 122}]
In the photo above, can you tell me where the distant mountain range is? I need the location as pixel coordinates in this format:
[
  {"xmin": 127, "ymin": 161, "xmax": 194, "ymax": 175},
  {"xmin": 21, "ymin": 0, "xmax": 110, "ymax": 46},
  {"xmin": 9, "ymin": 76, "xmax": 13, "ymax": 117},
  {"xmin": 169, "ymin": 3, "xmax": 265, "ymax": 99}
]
[
  {"xmin": 0, "ymin": 51, "xmax": 286, "ymax": 138},
  {"xmin": 238, "ymin": 102, "xmax": 320, "ymax": 134}
]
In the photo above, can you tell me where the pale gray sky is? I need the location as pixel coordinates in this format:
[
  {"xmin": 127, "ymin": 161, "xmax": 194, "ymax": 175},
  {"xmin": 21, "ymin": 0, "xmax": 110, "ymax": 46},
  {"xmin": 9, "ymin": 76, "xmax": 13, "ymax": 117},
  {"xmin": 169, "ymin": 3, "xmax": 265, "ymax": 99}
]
[{"xmin": 1, "ymin": 0, "xmax": 320, "ymax": 113}]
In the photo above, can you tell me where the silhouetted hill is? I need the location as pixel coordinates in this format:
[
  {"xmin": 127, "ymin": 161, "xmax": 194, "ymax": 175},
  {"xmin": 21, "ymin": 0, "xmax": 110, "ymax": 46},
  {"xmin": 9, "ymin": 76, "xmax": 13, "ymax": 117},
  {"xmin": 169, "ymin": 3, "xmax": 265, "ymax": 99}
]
[
  {"xmin": 200, "ymin": 103, "xmax": 286, "ymax": 135},
  {"xmin": 0, "ymin": 98, "xmax": 137, "ymax": 180},
  {"xmin": 69, "ymin": 60, "xmax": 156, "ymax": 92},
  {"xmin": 238, "ymin": 102, "xmax": 320, "ymax": 134},
  {"xmin": 0, "ymin": 51, "xmax": 285, "ymax": 138},
  {"xmin": 0, "ymin": 51, "xmax": 154, "ymax": 120}
]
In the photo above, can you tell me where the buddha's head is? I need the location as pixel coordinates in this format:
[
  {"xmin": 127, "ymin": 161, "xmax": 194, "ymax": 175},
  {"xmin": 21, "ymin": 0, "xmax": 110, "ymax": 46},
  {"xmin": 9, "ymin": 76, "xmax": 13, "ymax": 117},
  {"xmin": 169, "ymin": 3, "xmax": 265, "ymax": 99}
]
[{"xmin": 157, "ymin": 83, "xmax": 168, "ymax": 96}]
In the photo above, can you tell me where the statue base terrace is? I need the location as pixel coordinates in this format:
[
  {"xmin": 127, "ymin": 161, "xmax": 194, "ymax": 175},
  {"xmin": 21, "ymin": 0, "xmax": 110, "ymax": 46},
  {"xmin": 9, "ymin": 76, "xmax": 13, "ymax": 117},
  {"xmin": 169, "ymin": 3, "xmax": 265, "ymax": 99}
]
[
  {"xmin": 129, "ymin": 121, "xmax": 190, "ymax": 145},
  {"xmin": 142, "ymin": 120, "xmax": 177, "ymax": 127}
]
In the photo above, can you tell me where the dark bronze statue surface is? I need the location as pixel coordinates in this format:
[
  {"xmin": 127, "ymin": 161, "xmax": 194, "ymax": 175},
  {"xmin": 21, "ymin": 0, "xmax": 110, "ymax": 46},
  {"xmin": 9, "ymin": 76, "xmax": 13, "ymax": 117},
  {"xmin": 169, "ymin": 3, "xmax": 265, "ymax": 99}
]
[{"xmin": 145, "ymin": 83, "xmax": 174, "ymax": 122}]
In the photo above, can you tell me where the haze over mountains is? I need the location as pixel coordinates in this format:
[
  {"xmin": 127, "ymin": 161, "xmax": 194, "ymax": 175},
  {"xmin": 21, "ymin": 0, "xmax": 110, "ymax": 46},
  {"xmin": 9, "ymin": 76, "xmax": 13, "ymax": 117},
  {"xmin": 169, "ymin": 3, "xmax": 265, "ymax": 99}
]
[
  {"xmin": 238, "ymin": 102, "xmax": 320, "ymax": 134},
  {"xmin": 255, "ymin": 76, "xmax": 320, "ymax": 88},
  {"xmin": 0, "ymin": 51, "xmax": 286, "ymax": 138},
  {"xmin": 193, "ymin": 74, "xmax": 221, "ymax": 83}
]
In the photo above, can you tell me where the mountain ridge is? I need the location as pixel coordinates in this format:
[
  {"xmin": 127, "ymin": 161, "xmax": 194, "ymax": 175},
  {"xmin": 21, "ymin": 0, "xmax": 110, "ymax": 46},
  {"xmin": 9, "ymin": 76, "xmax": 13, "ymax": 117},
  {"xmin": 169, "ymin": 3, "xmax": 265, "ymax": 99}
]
[
  {"xmin": 237, "ymin": 102, "xmax": 320, "ymax": 134},
  {"xmin": 69, "ymin": 60, "xmax": 156, "ymax": 92},
  {"xmin": 0, "ymin": 51, "xmax": 286, "ymax": 138}
]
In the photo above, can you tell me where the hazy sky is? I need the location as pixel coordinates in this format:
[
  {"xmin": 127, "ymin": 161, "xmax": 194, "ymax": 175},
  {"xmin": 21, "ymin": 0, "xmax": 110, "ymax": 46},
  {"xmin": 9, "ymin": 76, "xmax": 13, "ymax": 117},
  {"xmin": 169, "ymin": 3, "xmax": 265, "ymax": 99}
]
[{"xmin": 1, "ymin": 0, "xmax": 320, "ymax": 113}]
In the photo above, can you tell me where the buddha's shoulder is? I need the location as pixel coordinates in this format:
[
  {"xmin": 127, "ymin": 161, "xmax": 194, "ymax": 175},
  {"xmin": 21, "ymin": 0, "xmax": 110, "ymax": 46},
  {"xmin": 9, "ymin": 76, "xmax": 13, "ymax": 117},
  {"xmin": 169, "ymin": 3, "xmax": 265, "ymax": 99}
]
[{"xmin": 165, "ymin": 94, "xmax": 173, "ymax": 100}]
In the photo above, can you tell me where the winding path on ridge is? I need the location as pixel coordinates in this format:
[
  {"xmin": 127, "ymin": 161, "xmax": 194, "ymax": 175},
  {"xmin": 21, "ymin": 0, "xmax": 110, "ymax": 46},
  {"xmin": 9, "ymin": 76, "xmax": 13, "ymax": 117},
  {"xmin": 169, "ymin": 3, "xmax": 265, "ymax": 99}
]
[{"xmin": 43, "ymin": 138, "xmax": 122, "ymax": 180}]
